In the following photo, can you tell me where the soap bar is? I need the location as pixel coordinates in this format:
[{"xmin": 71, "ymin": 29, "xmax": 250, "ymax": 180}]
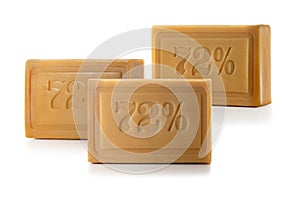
[
  {"xmin": 152, "ymin": 25, "xmax": 271, "ymax": 106},
  {"xmin": 25, "ymin": 59, "xmax": 144, "ymax": 139},
  {"xmin": 88, "ymin": 79, "xmax": 211, "ymax": 164}
]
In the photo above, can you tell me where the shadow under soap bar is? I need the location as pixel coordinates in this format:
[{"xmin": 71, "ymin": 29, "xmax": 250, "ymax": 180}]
[
  {"xmin": 25, "ymin": 59, "xmax": 144, "ymax": 139},
  {"xmin": 152, "ymin": 25, "xmax": 271, "ymax": 106},
  {"xmin": 88, "ymin": 79, "xmax": 211, "ymax": 164}
]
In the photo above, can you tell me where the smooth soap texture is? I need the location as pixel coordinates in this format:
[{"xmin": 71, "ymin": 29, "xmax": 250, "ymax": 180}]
[
  {"xmin": 152, "ymin": 25, "xmax": 271, "ymax": 106},
  {"xmin": 25, "ymin": 59, "xmax": 144, "ymax": 139},
  {"xmin": 88, "ymin": 79, "xmax": 211, "ymax": 164}
]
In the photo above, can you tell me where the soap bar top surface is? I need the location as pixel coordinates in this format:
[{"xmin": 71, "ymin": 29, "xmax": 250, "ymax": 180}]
[
  {"xmin": 152, "ymin": 25, "xmax": 271, "ymax": 106},
  {"xmin": 25, "ymin": 59, "xmax": 144, "ymax": 139},
  {"xmin": 88, "ymin": 79, "xmax": 211, "ymax": 164}
]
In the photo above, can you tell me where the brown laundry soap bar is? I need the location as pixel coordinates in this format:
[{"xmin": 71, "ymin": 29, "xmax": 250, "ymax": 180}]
[
  {"xmin": 25, "ymin": 59, "xmax": 144, "ymax": 139},
  {"xmin": 152, "ymin": 25, "xmax": 271, "ymax": 106},
  {"xmin": 88, "ymin": 79, "xmax": 211, "ymax": 164}
]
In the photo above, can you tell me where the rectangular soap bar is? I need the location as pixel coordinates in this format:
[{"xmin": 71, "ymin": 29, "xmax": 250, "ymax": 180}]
[
  {"xmin": 88, "ymin": 79, "xmax": 211, "ymax": 164},
  {"xmin": 152, "ymin": 25, "xmax": 271, "ymax": 106},
  {"xmin": 25, "ymin": 59, "xmax": 144, "ymax": 139}
]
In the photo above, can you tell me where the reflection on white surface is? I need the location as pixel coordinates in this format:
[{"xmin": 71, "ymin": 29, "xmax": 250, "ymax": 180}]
[
  {"xmin": 26, "ymin": 140, "xmax": 210, "ymax": 175},
  {"xmin": 88, "ymin": 163, "xmax": 210, "ymax": 176},
  {"xmin": 225, "ymin": 104, "xmax": 272, "ymax": 124},
  {"xmin": 25, "ymin": 139, "xmax": 86, "ymax": 153},
  {"xmin": 154, "ymin": 164, "xmax": 210, "ymax": 175}
]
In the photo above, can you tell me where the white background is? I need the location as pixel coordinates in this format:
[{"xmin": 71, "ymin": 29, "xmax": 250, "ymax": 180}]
[{"xmin": 0, "ymin": 0, "xmax": 299, "ymax": 199}]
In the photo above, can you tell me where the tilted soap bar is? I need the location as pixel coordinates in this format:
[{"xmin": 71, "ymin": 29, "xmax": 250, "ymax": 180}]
[
  {"xmin": 152, "ymin": 25, "xmax": 271, "ymax": 106},
  {"xmin": 88, "ymin": 79, "xmax": 211, "ymax": 163},
  {"xmin": 25, "ymin": 59, "xmax": 144, "ymax": 139}
]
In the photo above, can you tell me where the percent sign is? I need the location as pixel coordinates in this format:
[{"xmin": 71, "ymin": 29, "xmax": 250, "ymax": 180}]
[
  {"xmin": 165, "ymin": 102, "xmax": 188, "ymax": 132},
  {"xmin": 213, "ymin": 47, "xmax": 235, "ymax": 75}
]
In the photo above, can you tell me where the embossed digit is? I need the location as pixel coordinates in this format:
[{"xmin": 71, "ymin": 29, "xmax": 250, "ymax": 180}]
[
  {"xmin": 137, "ymin": 101, "xmax": 152, "ymax": 130},
  {"xmin": 193, "ymin": 46, "xmax": 211, "ymax": 75},
  {"xmin": 174, "ymin": 46, "xmax": 212, "ymax": 76},
  {"xmin": 173, "ymin": 46, "xmax": 191, "ymax": 74},
  {"xmin": 115, "ymin": 101, "xmax": 136, "ymax": 132},
  {"xmin": 135, "ymin": 101, "xmax": 162, "ymax": 132},
  {"xmin": 48, "ymin": 80, "xmax": 84, "ymax": 109},
  {"xmin": 48, "ymin": 80, "xmax": 66, "ymax": 109},
  {"xmin": 65, "ymin": 81, "xmax": 85, "ymax": 109}
]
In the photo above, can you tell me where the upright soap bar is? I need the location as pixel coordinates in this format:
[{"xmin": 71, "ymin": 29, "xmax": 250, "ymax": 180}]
[
  {"xmin": 88, "ymin": 79, "xmax": 211, "ymax": 164},
  {"xmin": 25, "ymin": 59, "xmax": 144, "ymax": 139},
  {"xmin": 152, "ymin": 25, "xmax": 271, "ymax": 106}
]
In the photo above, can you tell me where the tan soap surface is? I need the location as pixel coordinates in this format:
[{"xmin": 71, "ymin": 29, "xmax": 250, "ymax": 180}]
[
  {"xmin": 152, "ymin": 25, "xmax": 271, "ymax": 106},
  {"xmin": 25, "ymin": 59, "xmax": 144, "ymax": 139},
  {"xmin": 88, "ymin": 79, "xmax": 211, "ymax": 164}
]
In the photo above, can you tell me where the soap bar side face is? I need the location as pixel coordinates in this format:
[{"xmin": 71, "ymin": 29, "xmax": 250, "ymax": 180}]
[
  {"xmin": 258, "ymin": 25, "xmax": 271, "ymax": 105},
  {"xmin": 152, "ymin": 25, "xmax": 271, "ymax": 106},
  {"xmin": 88, "ymin": 79, "xmax": 211, "ymax": 164},
  {"xmin": 25, "ymin": 59, "xmax": 144, "ymax": 139}
]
